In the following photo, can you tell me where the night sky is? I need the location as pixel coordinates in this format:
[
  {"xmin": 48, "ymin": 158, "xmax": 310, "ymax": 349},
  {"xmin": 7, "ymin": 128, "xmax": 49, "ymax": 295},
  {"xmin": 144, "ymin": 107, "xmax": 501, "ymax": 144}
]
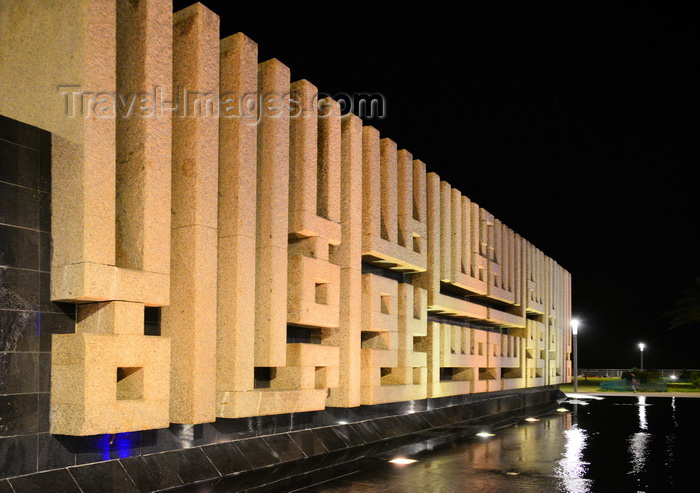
[{"xmin": 175, "ymin": 1, "xmax": 700, "ymax": 369}]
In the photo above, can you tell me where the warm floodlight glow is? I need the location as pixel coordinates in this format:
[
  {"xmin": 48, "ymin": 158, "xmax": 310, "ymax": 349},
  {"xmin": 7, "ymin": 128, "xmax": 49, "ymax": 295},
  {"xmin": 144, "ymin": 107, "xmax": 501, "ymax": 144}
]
[
  {"xmin": 570, "ymin": 319, "xmax": 580, "ymax": 335},
  {"xmin": 557, "ymin": 408, "xmax": 570, "ymax": 412},
  {"xmin": 389, "ymin": 458, "xmax": 417, "ymax": 465},
  {"xmin": 525, "ymin": 417, "xmax": 541, "ymax": 422},
  {"xmin": 638, "ymin": 343, "xmax": 645, "ymax": 351},
  {"xmin": 476, "ymin": 431, "xmax": 496, "ymax": 437},
  {"xmin": 506, "ymin": 471, "xmax": 520, "ymax": 476}
]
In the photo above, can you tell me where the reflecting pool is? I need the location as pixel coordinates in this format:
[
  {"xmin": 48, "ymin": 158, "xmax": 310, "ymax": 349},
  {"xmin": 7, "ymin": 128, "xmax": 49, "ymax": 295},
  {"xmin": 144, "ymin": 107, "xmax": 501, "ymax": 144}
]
[{"xmin": 298, "ymin": 396, "xmax": 700, "ymax": 492}]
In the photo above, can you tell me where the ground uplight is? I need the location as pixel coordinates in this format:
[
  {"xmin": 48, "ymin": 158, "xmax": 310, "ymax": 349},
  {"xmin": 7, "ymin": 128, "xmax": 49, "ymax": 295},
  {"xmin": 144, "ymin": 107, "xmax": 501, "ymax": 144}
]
[
  {"xmin": 476, "ymin": 431, "xmax": 496, "ymax": 437},
  {"xmin": 389, "ymin": 458, "xmax": 417, "ymax": 465}
]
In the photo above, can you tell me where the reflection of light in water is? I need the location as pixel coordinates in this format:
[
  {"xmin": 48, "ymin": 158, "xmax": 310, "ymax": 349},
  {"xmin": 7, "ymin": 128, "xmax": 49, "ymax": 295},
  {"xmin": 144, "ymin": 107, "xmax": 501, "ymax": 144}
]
[
  {"xmin": 555, "ymin": 424, "xmax": 593, "ymax": 493},
  {"xmin": 666, "ymin": 397, "xmax": 677, "ymax": 471},
  {"xmin": 628, "ymin": 432, "xmax": 650, "ymax": 475},
  {"xmin": 638, "ymin": 396, "xmax": 647, "ymax": 430},
  {"xmin": 671, "ymin": 397, "xmax": 678, "ymax": 428}
]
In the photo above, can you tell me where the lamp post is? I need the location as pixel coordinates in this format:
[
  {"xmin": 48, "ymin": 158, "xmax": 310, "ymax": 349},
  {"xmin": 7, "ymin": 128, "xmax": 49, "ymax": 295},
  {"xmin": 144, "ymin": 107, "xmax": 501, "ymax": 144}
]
[
  {"xmin": 571, "ymin": 319, "xmax": 580, "ymax": 392},
  {"xmin": 638, "ymin": 343, "xmax": 645, "ymax": 370}
]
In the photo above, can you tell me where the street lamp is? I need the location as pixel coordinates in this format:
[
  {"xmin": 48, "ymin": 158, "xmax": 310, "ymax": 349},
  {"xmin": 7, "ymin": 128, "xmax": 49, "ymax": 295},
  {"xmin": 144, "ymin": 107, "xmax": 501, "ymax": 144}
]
[
  {"xmin": 571, "ymin": 319, "xmax": 580, "ymax": 392},
  {"xmin": 638, "ymin": 343, "xmax": 645, "ymax": 370}
]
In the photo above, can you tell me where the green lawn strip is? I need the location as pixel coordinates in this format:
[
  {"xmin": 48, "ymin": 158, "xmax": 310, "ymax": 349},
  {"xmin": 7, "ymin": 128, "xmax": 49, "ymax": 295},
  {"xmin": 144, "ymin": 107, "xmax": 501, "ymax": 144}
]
[{"xmin": 558, "ymin": 379, "xmax": 700, "ymax": 393}]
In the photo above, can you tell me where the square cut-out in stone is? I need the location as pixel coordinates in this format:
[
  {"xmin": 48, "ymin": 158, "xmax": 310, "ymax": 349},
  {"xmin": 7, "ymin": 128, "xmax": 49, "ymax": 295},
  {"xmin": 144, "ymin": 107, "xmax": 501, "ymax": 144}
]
[
  {"xmin": 117, "ymin": 367, "xmax": 144, "ymax": 400},
  {"xmin": 315, "ymin": 283, "xmax": 328, "ymax": 305}
]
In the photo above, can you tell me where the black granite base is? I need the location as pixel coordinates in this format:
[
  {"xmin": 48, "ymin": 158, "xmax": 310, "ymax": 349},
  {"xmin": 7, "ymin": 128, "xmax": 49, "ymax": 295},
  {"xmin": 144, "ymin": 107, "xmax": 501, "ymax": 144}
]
[{"xmin": 3, "ymin": 386, "xmax": 563, "ymax": 492}]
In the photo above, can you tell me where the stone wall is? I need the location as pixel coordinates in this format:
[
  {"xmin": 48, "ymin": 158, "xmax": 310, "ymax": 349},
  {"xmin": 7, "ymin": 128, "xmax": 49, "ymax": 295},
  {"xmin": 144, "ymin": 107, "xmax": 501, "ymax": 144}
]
[{"xmin": 0, "ymin": 0, "xmax": 572, "ymax": 478}]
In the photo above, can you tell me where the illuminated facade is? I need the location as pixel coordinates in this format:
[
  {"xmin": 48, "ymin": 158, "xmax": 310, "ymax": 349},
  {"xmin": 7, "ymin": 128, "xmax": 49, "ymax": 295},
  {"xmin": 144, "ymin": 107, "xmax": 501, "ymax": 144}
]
[{"xmin": 0, "ymin": 0, "xmax": 571, "ymax": 481}]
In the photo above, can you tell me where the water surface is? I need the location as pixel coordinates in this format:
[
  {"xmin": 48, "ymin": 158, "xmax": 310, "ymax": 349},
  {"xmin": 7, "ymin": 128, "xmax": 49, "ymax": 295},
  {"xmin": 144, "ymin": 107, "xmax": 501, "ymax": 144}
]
[{"xmin": 297, "ymin": 396, "xmax": 699, "ymax": 492}]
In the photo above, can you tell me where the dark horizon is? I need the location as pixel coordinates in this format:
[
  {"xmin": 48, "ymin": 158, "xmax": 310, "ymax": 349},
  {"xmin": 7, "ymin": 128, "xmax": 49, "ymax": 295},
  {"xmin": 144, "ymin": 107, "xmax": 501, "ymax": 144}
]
[{"xmin": 178, "ymin": 1, "xmax": 700, "ymax": 369}]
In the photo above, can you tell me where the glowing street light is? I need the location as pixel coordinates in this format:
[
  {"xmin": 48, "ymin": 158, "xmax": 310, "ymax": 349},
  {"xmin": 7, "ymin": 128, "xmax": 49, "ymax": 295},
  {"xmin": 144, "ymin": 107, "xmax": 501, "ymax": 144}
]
[
  {"xmin": 638, "ymin": 343, "xmax": 645, "ymax": 370},
  {"xmin": 571, "ymin": 319, "xmax": 580, "ymax": 392}
]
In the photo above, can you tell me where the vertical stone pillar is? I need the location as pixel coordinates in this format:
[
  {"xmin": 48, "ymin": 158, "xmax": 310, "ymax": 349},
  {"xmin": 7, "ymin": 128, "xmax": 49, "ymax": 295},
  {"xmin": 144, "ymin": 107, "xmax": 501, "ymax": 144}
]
[
  {"xmin": 162, "ymin": 3, "xmax": 220, "ymax": 424},
  {"xmin": 115, "ymin": 0, "xmax": 172, "ymax": 274},
  {"xmin": 255, "ymin": 58, "xmax": 290, "ymax": 367},
  {"xmin": 50, "ymin": 0, "xmax": 174, "ymax": 435},
  {"xmin": 416, "ymin": 172, "xmax": 441, "ymax": 307},
  {"xmin": 380, "ymin": 138, "xmax": 398, "ymax": 244},
  {"xmin": 217, "ymin": 33, "xmax": 259, "ymax": 399},
  {"xmin": 326, "ymin": 114, "xmax": 363, "ymax": 408}
]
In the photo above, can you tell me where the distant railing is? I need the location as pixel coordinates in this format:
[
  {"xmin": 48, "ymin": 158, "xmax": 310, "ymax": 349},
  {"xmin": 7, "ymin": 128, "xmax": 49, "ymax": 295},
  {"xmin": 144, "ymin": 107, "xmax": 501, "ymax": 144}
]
[{"xmin": 578, "ymin": 369, "xmax": 700, "ymax": 378}]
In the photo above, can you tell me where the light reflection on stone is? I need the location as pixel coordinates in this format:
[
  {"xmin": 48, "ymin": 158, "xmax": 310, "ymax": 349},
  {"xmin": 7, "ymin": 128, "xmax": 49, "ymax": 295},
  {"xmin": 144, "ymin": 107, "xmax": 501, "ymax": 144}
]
[{"xmin": 555, "ymin": 422, "xmax": 593, "ymax": 493}]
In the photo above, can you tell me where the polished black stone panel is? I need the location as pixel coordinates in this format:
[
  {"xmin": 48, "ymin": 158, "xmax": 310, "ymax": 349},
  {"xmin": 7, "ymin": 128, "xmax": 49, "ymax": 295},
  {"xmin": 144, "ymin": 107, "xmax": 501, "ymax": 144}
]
[
  {"xmin": 395, "ymin": 414, "xmax": 421, "ymax": 434},
  {"xmin": 407, "ymin": 412, "xmax": 431, "ymax": 431},
  {"xmin": 288, "ymin": 430, "xmax": 328, "ymax": 457},
  {"xmin": 331, "ymin": 425, "xmax": 365, "ymax": 448},
  {"xmin": 139, "ymin": 424, "xmax": 216, "ymax": 456},
  {"xmin": 0, "ymin": 182, "xmax": 39, "ymax": 230},
  {"xmin": 390, "ymin": 415, "xmax": 416, "ymax": 436},
  {"xmin": 262, "ymin": 433, "xmax": 305, "ymax": 462},
  {"xmin": 311, "ymin": 427, "xmax": 347, "ymax": 452},
  {"xmin": 0, "ymin": 394, "xmax": 37, "ymax": 437},
  {"xmin": 258, "ymin": 459, "xmax": 313, "ymax": 486},
  {"xmin": 166, "ymin": 478, "xmax": 220, "ymax": 493},
  {"xmin": 38, "ymin": 134, "xmax": 50, "ymax": 193},
  {"xmin": 0, "ymin": 352, "xmax": 38, "ymax": 394},
  {"xmin": 0, "ymin": 115, "xmax": 41, "ymax": 151},
  {"xmin": 162, "ymin": 447, "xmax": 221, "ymax": 484},
  {"xmin": 61, "ymin": 433, "xmax": 142, "ymax": 465},
  {"xmin": 235, "ymin": 437, "xmax": 281, "ymax": 469},
  {"xmin": 36, "ymin": 433, "xmax": 75, "ymax": 470},
  {"xmin": 139, "ymin": 427, "xmax": 180, "ymax": 456},
  {"xmin": 0, "ymin": 434, "xmax": 37, "ymax": 479},
  {"xmin": 38, "ymin": 352, "xmax": 50, "ymax": 393},
  {"xmin": 199, "ymin": 423, "xmax": 220, "ymax": 447},
  {"xmin": 4, "ymin": 383, "xmax": 563, "ymax": 487},
  {"xmin": 9, "ymin": 468, "xmax": 81, "ymax": 493},
  {"xmin": 421, "ymin": 408, "xmax": 451, "ymax": 428},
  {"xmin": 39, "ymin": 231, "xmax": 50, "ymax": 271},
  {"xmin": 37, "ymin": 393, "xmax": 50, "ymax": 434},
  {"xmin": 367, "ymin": 417, "xmax": 398, "ymax": 439},
  {"xmin": 0, "ymin": 480, "xmax": 12, "ymax": 493},
  {"xmin": 40, "ymin": 272, "xmax": 62, "ymax": 314},
  {"xmin": 201, "ymin": 442, "xmax": 252, "ymax": 476},
  {"xmin": 0, "ymin": 225, "xmax": 39, "ymax": 271},
  {"xmin": 349, "ymin": 421, "xmax": 382, "ymax": 443},
  {"xmin": 440, "ymin": 404, "xmax": 462, "ymax": 423},
  {"xmin": 0, "ymin": 141, "xmax": 39, "ymax": 190},
  {"xmin": 209, "ymin": 468, "xmax": 271, "ymax": 493},
  {"xmin": 212, "ymin": 417, "xmax": 258, "ymax": 441},
  {"xmin": 38, "ymin": 308, "xmax": 76, "ymax": 352},
  {"xmin": 120, "ymin": 454, "xmax": 183, "ymax": 492},
  {"xmin": 0, "ymin": 309, "xmax": 38, "ymax": 352},
  {"xmin": 363, "ymin": 417, "xmax": 393, "ymax": 440},
  {"xmin": 213, "ymin": 412, "xmax": 300, "ymax": 442},
  {"xmin": 69, "ymin": 460, "xmax": 140, "ymax": 493},
  {"xmin": 0, "ymin": 267, "xmax": 40, "ymax": 311}
]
